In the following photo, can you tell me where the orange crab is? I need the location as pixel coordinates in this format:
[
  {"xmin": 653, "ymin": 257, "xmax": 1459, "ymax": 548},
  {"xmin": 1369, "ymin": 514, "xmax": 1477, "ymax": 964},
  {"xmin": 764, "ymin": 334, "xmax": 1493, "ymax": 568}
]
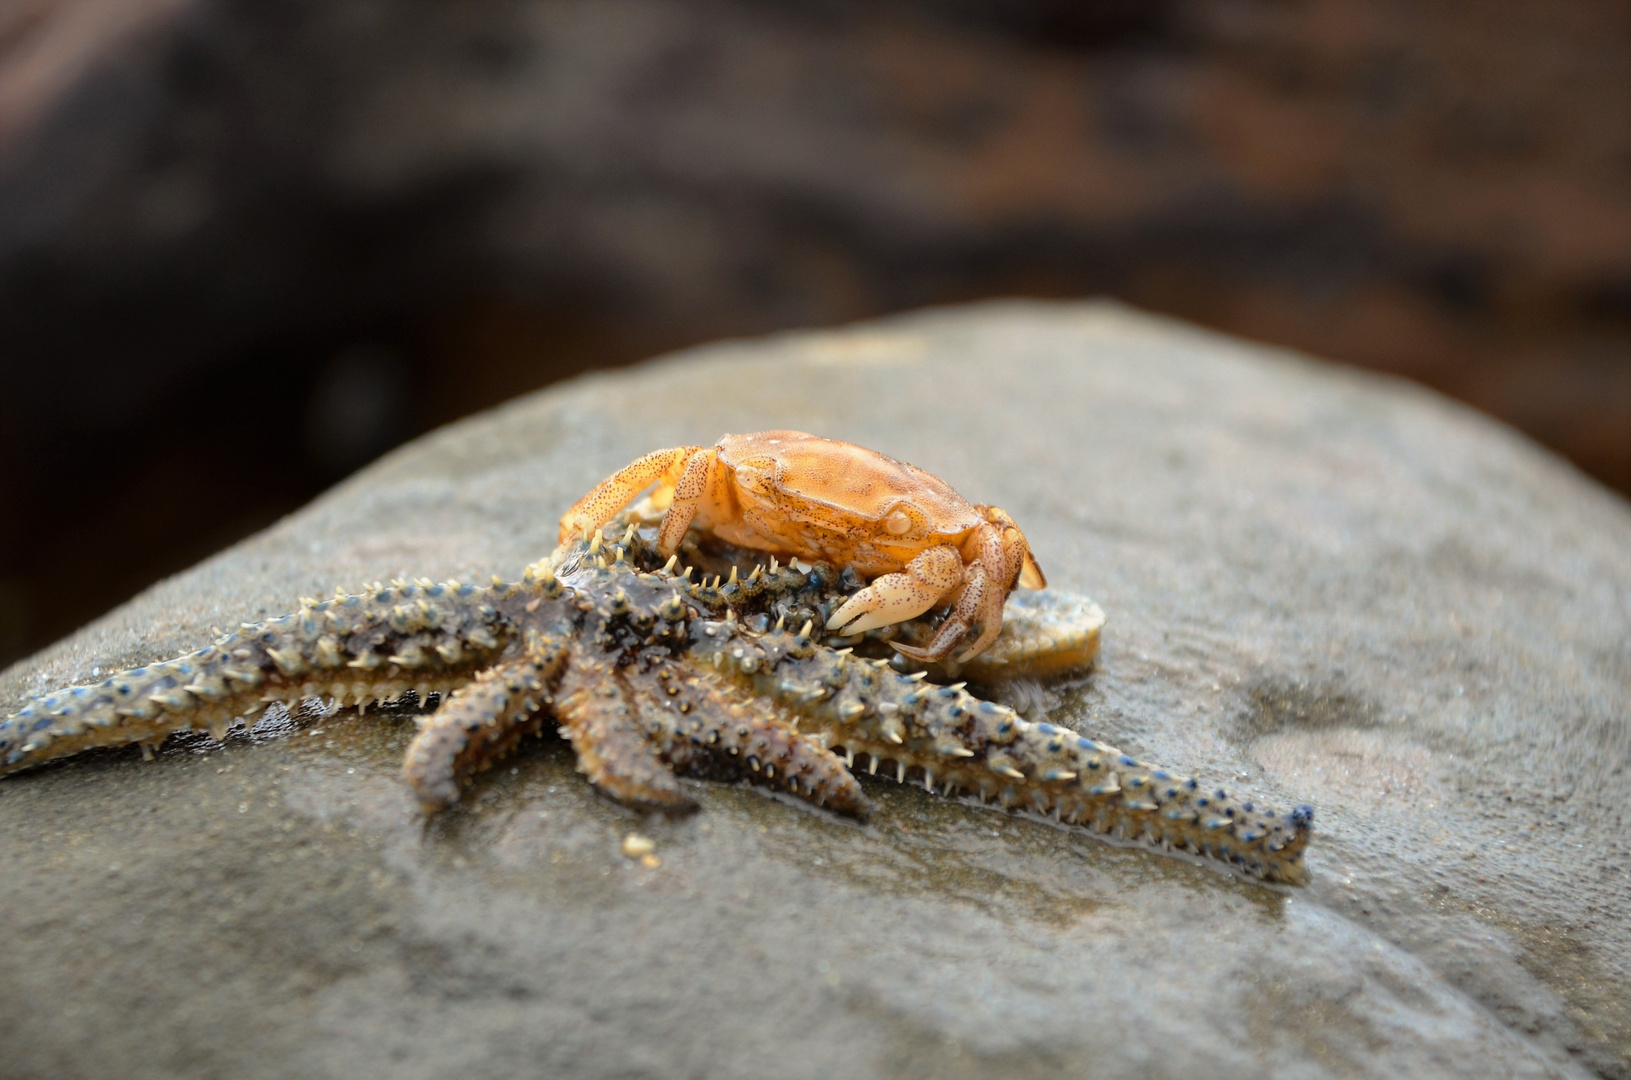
[{"xmin": 559, "ymin": 431, "xmax": 1046, "ymax": 662}]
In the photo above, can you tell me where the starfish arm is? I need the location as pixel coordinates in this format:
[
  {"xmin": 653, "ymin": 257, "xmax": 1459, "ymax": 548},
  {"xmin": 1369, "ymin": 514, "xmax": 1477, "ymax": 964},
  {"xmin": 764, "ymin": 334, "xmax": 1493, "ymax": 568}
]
[
  {"xmin": 625, "ymin": 660, "xmax": 871, "ymax": 817},
  {"xmin": 697, "ymin": 618, "xmax": 1313, "ymax": 885},
  {"xmin": 553, "ymin": 652, "xmax": 696, "ymax": 811},
  {"xmin": 401, "ymin": 636, "xmax": 567, "ymax": 810},
  {"xmin": 0, "ymin": 572, "xmax": 558, "ymax": 777}
]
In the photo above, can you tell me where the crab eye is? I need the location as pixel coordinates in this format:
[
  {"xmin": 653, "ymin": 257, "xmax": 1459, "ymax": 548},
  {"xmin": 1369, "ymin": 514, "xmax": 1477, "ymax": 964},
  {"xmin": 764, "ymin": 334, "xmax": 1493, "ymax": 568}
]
[{"xmin": 884, "ymin": 510, "xmax": 912, "ymax": 536}]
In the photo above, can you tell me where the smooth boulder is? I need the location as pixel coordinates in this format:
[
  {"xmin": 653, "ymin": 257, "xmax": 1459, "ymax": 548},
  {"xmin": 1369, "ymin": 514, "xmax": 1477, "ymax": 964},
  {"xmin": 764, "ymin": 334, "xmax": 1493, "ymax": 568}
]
[{"xmin": 2, "ymin": 300, "xmax": 1626, "ymax": 1080}]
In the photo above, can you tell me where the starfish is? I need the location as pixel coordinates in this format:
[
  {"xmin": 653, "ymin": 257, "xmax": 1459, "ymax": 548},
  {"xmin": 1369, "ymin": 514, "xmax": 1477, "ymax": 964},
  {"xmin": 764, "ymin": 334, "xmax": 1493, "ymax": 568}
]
[{"xmin": 0, "ymin": 523, "xmax": 1313, "ymax": 884}]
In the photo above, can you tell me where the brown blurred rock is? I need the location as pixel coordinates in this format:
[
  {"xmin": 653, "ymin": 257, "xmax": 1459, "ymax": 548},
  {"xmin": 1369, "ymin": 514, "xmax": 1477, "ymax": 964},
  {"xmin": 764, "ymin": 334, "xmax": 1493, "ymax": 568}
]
[
  {"xmin": 0, "ymin": 0, "xmax": 1627, "ymax": 666},
  {"xmin": 1, "ymin": 302, "xmax": 1628, "ymax": 1079}
]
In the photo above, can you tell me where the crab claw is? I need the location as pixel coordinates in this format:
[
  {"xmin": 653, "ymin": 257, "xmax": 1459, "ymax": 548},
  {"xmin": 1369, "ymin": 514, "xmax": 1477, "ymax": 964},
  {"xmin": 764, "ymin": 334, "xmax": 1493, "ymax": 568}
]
[
  {"xmin": 826, "ymin": 546, "xmax": 964, "ymax": 636},
  {"xmin": 890, "ymin": 510, "xmax": 1037, "ymax": 663},
  {"xmin": 888, "ymin": 562, "xmax": 991, "ymax": 663}
]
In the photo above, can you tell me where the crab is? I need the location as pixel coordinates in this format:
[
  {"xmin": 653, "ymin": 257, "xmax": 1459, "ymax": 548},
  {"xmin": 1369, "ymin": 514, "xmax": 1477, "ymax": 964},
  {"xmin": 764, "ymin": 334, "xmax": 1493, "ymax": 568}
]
[{"xmin": 559, "ymin": 431, "xmax": 1047, "ymax": 663}]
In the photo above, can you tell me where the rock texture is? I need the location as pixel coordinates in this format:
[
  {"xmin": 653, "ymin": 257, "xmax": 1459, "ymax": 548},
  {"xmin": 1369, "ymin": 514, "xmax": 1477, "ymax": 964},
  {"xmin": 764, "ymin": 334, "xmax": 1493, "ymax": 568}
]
[{"xmin": 2, "ymin": 301, "xmax": 1628, "ymax": 1079}]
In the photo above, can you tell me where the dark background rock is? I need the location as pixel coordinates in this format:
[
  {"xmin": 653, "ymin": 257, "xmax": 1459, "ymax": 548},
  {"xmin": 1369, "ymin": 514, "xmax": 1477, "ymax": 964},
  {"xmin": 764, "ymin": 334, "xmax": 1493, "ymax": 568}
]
[
  {"xmin": 0, "ymin": 0, "xmax": 1628, "ymax": 667},
  {"xmin": 2, "ymin": 302, "xmax": 1627, "ymax": 1079}
]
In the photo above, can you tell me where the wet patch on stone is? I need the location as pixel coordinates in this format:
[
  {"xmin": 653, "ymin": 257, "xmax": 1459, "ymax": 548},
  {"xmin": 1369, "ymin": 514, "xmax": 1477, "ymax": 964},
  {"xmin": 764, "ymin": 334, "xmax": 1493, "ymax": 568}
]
[
  {"xmin": 1514, "ymin": 923, "xmax": 1631, "ymax": 1080},
  {"xmin": 1234, "ymin": 677, "xmax": 1441, "ymax": 814},
  {"xmin": 1235, "ymin": 676, "xmax": 1385, "ymax": 739}
]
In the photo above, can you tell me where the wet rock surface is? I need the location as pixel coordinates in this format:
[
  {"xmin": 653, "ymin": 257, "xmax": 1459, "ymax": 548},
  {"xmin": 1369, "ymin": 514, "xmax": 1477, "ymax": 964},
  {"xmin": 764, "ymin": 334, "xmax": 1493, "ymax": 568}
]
[{"xmin": 2, "ymin": 300, "xmax": 1627, "ymax": 1080}]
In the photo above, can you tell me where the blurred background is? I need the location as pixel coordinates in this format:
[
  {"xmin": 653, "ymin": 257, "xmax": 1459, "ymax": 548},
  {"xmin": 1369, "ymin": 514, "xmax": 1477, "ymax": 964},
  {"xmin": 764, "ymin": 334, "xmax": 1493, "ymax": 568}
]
[{"xmin": 0, "ymin": 0, "xmax": 1627, "ymax": 666}]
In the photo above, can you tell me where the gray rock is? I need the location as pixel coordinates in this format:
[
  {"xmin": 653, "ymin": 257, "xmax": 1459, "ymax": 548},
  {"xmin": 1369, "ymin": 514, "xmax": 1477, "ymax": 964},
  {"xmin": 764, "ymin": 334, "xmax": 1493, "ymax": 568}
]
[{"xmin": 2, "ymin": 300, "xmax": 1626, "ymax": 1080}]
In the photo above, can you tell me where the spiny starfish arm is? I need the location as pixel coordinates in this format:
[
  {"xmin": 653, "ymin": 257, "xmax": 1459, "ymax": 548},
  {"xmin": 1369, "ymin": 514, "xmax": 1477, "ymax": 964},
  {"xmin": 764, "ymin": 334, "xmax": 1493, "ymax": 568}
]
[
  {"xmin": 554, "ymin": 653, "xmax": 695, "ymax": 812},
  {"xmin": 0, "ymin": 576, "xmax": 536, "ymax": 776},
  {"xmin": 697, "ymin": 619, "xmax": 1313, "ymax": 886},
  {"xmin": 402, "ymin": 636, "xmax": 567, "ymax": 810},
  {"xmin": 625, "ymin": 661, "xmax": 871, "ymax": 818}
]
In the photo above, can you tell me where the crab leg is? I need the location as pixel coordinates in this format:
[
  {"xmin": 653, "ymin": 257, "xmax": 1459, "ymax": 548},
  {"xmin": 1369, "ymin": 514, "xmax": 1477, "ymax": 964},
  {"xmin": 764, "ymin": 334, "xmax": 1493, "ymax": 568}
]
[
  {"xmin": 558, "ymin": 446, "xmax": 703, "ymax": 545},
  {"xmin": 985, "ymin": 505, "xmax": 1047, "ymax": 589},
  {"xmin": 655, "ymin": 448, "xmax": 724, "ymax": 555},
  {"xmin": 825, "ymin": 545, "xmax": 964, "ymax": 636}
]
